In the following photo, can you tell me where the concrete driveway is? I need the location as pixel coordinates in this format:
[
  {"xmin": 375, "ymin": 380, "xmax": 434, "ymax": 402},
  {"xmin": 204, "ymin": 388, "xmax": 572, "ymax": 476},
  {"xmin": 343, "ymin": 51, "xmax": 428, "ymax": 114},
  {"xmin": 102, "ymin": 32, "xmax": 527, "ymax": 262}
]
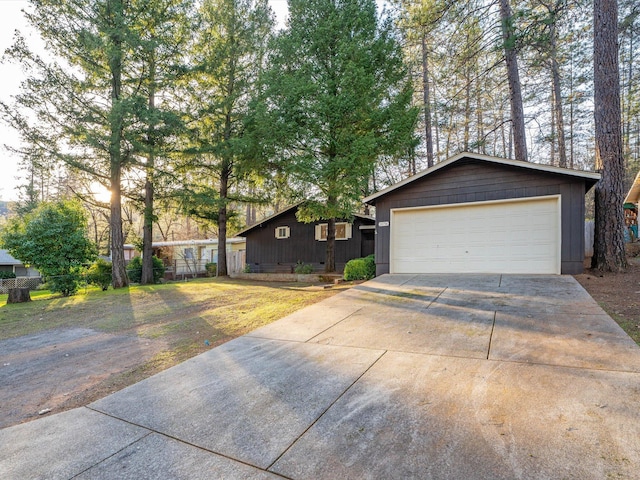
[{"xmin": 2, "ymin": 274, "xmax": 640, "ymax": 479}]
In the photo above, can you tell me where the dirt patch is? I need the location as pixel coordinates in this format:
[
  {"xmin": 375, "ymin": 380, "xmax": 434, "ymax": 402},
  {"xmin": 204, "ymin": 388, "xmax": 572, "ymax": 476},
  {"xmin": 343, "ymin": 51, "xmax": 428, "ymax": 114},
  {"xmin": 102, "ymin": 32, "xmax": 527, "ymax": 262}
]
[
  {"xmin": 0, "ymin": 328, "xmax": 168, "ymax": 428},
  {"xmin": 0, "ymin": 278, "xmax": 348, "ymax": 429},
  {"xmin": 575, "ymin": 257, "xmax": 640, "ymax": 346}
]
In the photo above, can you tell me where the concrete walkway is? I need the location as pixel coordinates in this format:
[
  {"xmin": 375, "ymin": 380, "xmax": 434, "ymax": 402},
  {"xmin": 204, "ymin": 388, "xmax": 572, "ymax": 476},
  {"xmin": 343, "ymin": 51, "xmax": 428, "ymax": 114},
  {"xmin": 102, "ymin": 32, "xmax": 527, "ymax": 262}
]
[{"xmin": 2, "ymin": 275, "xmax": 640, "ymax": 479}]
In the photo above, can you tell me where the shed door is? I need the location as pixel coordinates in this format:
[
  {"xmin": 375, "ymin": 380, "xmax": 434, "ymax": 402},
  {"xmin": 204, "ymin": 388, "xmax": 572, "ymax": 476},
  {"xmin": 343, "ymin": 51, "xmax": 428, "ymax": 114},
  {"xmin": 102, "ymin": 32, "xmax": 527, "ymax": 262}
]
[{"xmin": 390, "ymin": 196, "xmax": 561, "ymax": 274}]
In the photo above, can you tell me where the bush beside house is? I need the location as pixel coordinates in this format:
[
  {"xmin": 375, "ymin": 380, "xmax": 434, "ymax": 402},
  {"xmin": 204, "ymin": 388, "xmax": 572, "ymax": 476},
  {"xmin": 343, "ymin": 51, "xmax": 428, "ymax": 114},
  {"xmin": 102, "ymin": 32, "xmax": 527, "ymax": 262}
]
[{"xmin": 344, "ymin": 255, "xmax": 376, "ymax": 281}]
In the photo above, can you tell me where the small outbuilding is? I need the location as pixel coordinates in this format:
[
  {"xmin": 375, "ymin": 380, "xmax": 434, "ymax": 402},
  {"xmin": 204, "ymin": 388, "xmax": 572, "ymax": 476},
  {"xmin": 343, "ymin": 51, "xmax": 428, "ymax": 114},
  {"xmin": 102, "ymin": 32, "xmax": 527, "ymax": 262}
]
[
  {"xmin": 236, "ymin": 203, "xmax": 375, "ymax": 273},
  {"xmin": 363, "ymin": 152, "xmax": 600, "ymax": 275}
]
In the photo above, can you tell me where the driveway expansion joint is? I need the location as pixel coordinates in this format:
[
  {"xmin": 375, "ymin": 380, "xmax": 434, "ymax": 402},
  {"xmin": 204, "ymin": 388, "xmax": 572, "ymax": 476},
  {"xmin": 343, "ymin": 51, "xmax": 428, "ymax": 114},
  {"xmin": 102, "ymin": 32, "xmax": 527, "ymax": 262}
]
[
  {"xmin": 305, "ymin": 306, "xmax": 365, "ymax": 343},
  {"xmin": 69, "ymin": 430, "xmax": 154, "ymax": 480},
  {"xmin": 266, "ymin": 349, "xmax": 388, "ymax": 472}
]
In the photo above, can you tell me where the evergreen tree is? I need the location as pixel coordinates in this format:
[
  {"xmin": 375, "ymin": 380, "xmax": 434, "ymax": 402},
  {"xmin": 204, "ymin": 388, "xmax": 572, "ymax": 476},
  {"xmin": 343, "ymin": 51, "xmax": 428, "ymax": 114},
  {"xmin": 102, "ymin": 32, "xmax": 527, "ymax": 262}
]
[
  {"xmin": 592, "ymin": 0, "xmax": 627, "ymax": 272},
  {"xmin": 127, "ymin": 0, "xmax": 193, "ymax": 284},
  {"xmin": 0, "ymin": 0, "xmax": 136, "ymax": 287},
  {"xmin": 257, "ymin": 0, "xmax": 418, "ymax": 272},
  {"xmin": 1, "ymin": 0, "xmax": 193, "ymax": 287},
  {"xmin": 180, "ymin": 0, "xmax": 274, "ymax": 276}
]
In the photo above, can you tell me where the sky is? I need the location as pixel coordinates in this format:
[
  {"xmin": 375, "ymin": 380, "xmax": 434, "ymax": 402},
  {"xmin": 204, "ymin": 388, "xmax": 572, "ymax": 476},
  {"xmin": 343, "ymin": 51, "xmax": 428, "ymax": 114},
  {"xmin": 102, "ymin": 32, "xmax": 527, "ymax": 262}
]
[
  {"xmin": 0, "ymin": 0, "xmax": 35, "ymax": 201},
  {"xmin": 0, "ymin": 0, "xmax": 290, "ymax": 201}
]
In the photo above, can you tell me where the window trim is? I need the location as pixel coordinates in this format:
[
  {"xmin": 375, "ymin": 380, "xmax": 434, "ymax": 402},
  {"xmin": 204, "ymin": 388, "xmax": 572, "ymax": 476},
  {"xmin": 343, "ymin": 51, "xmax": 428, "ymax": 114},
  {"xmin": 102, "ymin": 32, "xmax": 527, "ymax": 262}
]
[
  {"xmin": 275, "ymin": 225, "xmax": 291, "ymax": 239},
  {"xmin": 315, "ymin": 222, "xmax": 352, "ymax": 241}
]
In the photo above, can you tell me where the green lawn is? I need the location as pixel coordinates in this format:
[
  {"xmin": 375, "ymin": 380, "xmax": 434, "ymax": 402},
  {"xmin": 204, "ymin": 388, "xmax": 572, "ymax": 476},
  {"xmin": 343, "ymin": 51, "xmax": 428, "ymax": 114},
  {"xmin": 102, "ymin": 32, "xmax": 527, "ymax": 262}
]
[{"xmin": 0, "ymin": 277, "xmax": 348, "ymax": 368}]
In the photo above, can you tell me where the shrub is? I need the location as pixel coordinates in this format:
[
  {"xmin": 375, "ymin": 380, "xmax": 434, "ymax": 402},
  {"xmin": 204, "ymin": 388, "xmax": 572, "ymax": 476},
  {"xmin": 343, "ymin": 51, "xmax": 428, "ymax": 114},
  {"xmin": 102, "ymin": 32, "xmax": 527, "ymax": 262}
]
[
  {"xmin": 243, "ymin": 264, "xmax": 252, "ymax": 273},
  {"xmin": 127, "ymin": 256, "xmax": 165, "ymax": 284},
  {"xmin": 48, "ymin": 269, "xmax": 84, "ymax": 297},
  {"xmin": 0, "ymin": 271, "xmax": 17, "ymax": 279},
  {"xmin": 0, "ymin": 199, "xmax": 96, "ymax": 296},
  {"xmin": 364, "ymin": 254, "xmax": 376, "ymax": 278},
  {"xmin": 294, "ymin": 261, "xmax": 314, "ymax": 274},
  {"xmin": 205, "ymin": 262, "xmax": 217, "ymax": 277},
  {"xmin": 344, "ymin": 254, "xmax": 376, "ymax": 281},
  {"xmin": 86, "ymin": 259, "xmax": 112, "ymax": 291}
]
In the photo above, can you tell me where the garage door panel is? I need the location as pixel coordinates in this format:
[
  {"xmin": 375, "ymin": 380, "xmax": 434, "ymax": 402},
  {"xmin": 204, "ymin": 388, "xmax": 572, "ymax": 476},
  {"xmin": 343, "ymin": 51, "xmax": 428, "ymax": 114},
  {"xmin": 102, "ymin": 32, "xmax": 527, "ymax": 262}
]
[{"xmin": 391, "ymin": 197, "xmax": 560, "ymax": 274}]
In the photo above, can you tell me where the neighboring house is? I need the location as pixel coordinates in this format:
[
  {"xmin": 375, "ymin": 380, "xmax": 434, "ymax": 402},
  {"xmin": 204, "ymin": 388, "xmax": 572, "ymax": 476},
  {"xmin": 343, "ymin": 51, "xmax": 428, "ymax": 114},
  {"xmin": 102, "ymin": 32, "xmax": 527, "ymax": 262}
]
[
  {"xmin": 123, "ymin": 238, "xmax": 246, "ymax": 278},
  {"xmin": 236, "ymin": 204, "xmax": 375, "ymax": 273},
  {"xmin": 0, "ymin": 249, "xmax": 40, "ymax": 277},
  {"xmin": 363, "ymin": 152, "xmax": 600, "ymax": 276},
  {"xmin": 0, "ymin": 249, "xmax": 41, "ymax": 293}
]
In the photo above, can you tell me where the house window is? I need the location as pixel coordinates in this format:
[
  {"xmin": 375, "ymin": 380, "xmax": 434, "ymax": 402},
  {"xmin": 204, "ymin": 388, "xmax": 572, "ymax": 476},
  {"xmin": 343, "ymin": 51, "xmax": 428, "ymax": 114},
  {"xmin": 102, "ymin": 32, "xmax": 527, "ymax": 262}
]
[
  {"xmin": 184, "ymin": 247, "xmax": 194, "ymax": 259},
  {"xmin": 275, "ymin": 226, "xmax": 290, "ymax": 239},
  {"xmin": 315, "ymin": 222, "xmax": 352, "ymax": 241}
]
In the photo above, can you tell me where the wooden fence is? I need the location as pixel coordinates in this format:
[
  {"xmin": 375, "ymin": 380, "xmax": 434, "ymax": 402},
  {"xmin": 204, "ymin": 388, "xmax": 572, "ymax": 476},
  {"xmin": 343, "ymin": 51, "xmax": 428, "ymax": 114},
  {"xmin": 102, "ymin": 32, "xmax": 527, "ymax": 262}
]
[
  {"xmin": 585, "ymin": 220, "xmax": 594, "ymax": 258},
  {"xmin": 168, "ymin": 251, "xmax": 246, "ymax": 279}
]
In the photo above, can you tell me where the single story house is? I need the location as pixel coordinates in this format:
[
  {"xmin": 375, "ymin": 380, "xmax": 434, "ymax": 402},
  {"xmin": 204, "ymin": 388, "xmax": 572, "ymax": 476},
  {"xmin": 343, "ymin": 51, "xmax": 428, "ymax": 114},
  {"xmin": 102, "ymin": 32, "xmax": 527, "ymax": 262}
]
[
  {"xmin": 363, "ymin": 152, "xmax": 600, "ymax": 276},
  {"xmin": 0, "ymin": 249, "xmax": 40, "ymax": 277},
  {"xmin": 0, "ymin": 249, "xmax": 41, "ymax": 293},
  {"xmin": 236, "ymin": 204, "xmax": 375, "ymax": 273},
  {"xmin": 123, "ymin": 238, "xmax": 246, "ymax": 277}
]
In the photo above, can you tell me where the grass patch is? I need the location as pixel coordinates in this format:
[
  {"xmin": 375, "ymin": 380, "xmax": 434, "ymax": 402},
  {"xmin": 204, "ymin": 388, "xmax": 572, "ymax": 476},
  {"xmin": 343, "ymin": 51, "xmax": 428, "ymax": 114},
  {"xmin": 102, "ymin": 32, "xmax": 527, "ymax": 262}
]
[
  {"xmin": 1, "ymin": 277, "xmax": 350, "ymax": 420},
  {"xmin": 606, "ymin": 311, "xmax": 640, "ymax": 346},
  {"xmin": 0, "ymin": 277, "xmax": 348, "ymax": 344}
]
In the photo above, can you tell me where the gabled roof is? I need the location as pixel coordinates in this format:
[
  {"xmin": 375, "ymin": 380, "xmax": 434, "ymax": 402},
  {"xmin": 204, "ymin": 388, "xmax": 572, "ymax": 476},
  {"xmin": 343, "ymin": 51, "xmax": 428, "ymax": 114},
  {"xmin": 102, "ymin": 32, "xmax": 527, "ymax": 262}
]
[
  {"xmin": 363, "ymin": 152, "xmax": 601, "ymax": 205},
  {"xmin": 625, "ymin": 170, "xmax": 640, "ymax": 205},
  {"xmin": 235, "ymin": 202, "xmax": 375, "ymax": 237},
  {"xmin": 0, "ymin": 249, "xmax": 23, "ymax": 266}
]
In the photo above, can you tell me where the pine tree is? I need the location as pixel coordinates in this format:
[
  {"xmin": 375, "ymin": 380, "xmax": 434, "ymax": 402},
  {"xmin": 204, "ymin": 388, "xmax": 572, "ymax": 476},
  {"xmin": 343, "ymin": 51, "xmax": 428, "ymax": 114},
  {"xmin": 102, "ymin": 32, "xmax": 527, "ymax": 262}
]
[
  {"xmin": 592, "ymin": 0, "xmax": 627, "ymax": 271},
  {"xmin": 257, "ymin": 0, "xmax": 418, "ymax": 272},
  {"xmin": 181, "ymin": 0, "xmax": 273, "ymax": 276}
]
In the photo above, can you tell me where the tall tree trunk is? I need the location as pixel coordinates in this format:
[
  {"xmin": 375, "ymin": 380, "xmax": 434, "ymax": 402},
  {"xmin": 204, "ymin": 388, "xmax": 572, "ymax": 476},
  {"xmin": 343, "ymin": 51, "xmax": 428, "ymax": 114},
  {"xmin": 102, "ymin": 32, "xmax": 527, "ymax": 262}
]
[
  {"xmin": 421, "ymin": 30, "xmax": 434, "ymax": 167},
  {"xmin": 326, "ymin": 216, "xmax": 336, "ymax": 273},
  {"xmin": 217, "ymin": 159, "xmax": 230, "ymax": 277},
  {"xmin": 141, "ymin": 53, "xmax": 156, "ymax": 285},
  {"xmin": 569, "ymin": 51, "xmax": 575, "ymax": 169},
  {"xmin": 476, "ymin": 71, "xmax": 485, "ymax": 154},
  {"xmin": 110, "ymin": 168, "xmax": 128, "ymax": 287},
  {"xmin": 107, "ymin": 0, "xmax": 128, "ymax": 288},
  {"xmin": 592, "ymin": 0, "xmax": 627, "ymax": 272},
  {"xmin": 550, "ymin": 21, "xmax": 567, "ymax": 168},
  {"xmin": 433, "ymin": 77, "xmax": 440, "ymax": 162},
  {"xmin": 499, "ymin": 0, "xmax": 528, "ymax": 161},
  {"xmin": 550, "ymin": 86, "xmax": 556, "ymax": 166},
  {"xmin": 463, "ymin": 67, "xmax": 471, "ymax": 152},
  {"xmin": 623, "ymin": 21, "xmax": 634, "ymax": 156}
]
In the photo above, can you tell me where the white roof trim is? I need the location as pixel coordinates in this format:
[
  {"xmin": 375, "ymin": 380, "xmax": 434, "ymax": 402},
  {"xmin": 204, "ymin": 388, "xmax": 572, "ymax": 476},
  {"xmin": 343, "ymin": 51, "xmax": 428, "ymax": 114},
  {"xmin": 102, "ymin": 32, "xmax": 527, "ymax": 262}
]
[
  {"xmin": 363, "ymin": 152, "xmax": 601, "ymax": 204},
  {"xmin": 625, "ymin": 170, "xmax": 640, "ymax": 205},
  {"xmin": 235, "ymin": 202, "xmax": 303, "ymax": 237},
  {"xmin": 235, "ymin": 202, "xmax": 374, "ymax": 236}
]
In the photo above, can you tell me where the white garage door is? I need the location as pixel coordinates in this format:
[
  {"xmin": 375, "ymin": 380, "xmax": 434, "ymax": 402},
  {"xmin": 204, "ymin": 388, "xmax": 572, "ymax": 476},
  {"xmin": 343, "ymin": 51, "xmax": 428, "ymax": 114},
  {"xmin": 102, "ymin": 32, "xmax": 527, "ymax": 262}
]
[{"xmin": 390, "ymin": 196, "xmax": 561, "ymax": 274}]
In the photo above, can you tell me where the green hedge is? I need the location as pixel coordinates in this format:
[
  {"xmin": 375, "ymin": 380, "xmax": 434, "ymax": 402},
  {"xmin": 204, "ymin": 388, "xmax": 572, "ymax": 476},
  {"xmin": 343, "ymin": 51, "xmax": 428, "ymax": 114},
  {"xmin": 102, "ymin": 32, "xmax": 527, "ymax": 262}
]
[
  {"xmin": 344, "ymin": 254, "xmax": 375, "ymax": 281},
  {"xmin": 0, "ymin": 271, "xmax": 17, "ymax": 279}
]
